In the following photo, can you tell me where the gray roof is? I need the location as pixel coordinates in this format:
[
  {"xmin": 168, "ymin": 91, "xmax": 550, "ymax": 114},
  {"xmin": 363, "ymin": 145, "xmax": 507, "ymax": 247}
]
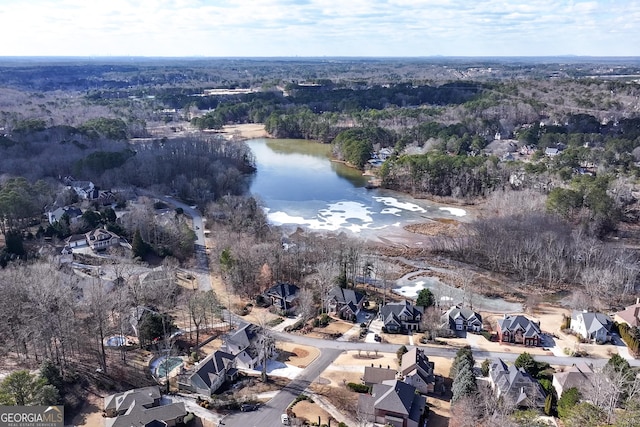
[
  {"xmin": 373, "ymin": 380, "xmax": 425, "ymax": 423},
  {"xmin": 223, "ymin": 323, "xmax": 261, "ymax": 357},
  {"xmin": 490, "ymin": 359, "xmax": 546, "ymax": 407},
  {"xmin": 328, "ymin": 287, "xmax": 364, "ymax": 306},
  {"xmin": 553, "ymin": 363, "xmax": 594, "ymax": 396},
  {"xmin": 442, "ymin": 306, "xmax": 482, "ymax": 328},
  {"xmin": 106, "ymin": 402, "xmax": 186, "ymax": 427},
  {"xmin": 401, "ymin": 348, "xmax": 435, "ymax": 385},
  {"xmin": 104, "ymin": 386, "xmax": 160, "ymax": 414},
  {"xmin": 363, "ymin": 366, "xmax": 397, "ymax": 385},
  {"xmin": 49, "ymin": 206, "xmax": 82, "ymax": 223},
  {"xmin": 572, "ymin": 311, "xmax": 613, "ymax": 334},
  {"xmin": 496, "ymin": 315, "xmax": 541, "ymax": 338},
  {"xmin": 189, "ymin": 350, "xmax": 235, "ymax": 390},
  {"xmin": 380, "ymin": 301, "xmax": 423, "ymax": 326}
]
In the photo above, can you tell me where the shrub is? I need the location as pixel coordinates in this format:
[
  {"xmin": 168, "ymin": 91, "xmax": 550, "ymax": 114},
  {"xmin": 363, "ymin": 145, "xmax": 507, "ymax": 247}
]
[
  {"xmin": 481, "ymin": 359, "xmax": 490, "ymax": 377},
  {"xmin": 267, "ymin": 317, "xmax": 284, "ymax": 327},
  {"xmin": 319, "ymin": 313, "xmax": 331, "ymax": 327},
  {"xmin": 347, "ymin": 382, "xmax": 370, "ymax": 393},
  {"xmin": 480, "ymin": 330, "xmax": 493, "ymax": 341}
]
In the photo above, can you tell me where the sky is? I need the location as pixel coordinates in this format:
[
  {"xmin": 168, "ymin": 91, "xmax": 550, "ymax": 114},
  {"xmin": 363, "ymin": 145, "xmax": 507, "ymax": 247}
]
[{"xmin": 1, "ymin": 0, "xmax": 639, "ymax": 57}]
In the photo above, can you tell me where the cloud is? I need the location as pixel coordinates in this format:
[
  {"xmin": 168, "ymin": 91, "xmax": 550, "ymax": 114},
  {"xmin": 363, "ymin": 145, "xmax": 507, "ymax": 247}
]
[{"xmin": 0, "ymin": 0, "xmax": 638, "ymax": 56}]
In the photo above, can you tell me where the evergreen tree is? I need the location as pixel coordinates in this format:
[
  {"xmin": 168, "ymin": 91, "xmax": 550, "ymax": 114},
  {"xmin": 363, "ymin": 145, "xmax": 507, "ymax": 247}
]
[
  {"xmin": 451, "ymin": 358, "xmax": 477, "ymax": 403},
  {"xmin": 416, "ymin": 288, "xmax": 435, "ymax": 308},
  {"xmin": 132, "ymin": 229, "xmax": 149, "ymax": 258},
  {"xmin": 544, "ymin": 394, "xmax": 554, "ymax": 416},
  {"xmin": 557, "ymin": 387, "xmax": 580, "ymax": 419},
  {"xmin": 0, "ymin": 370, "xmax": 49, "ymax": 406}
]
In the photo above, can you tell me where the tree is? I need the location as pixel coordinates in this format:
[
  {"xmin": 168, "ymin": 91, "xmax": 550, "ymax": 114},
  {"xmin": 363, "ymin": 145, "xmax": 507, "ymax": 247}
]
[
  {"xmin": 606, "ymin": 353, "xmax": 631, "ymax": 374},
  {"xmin": 132, "ymin": 229, "xmax": 150, "ymax": 259},
  {"xmin": 416, "ymin": 288, "xmax": 435, "ymax": 308},
  {"xmin": 544, "ymin": 394, "xmax": 554, "ymax": 416},
  {"xmin": 138, "ymin": 311, "xmax": 175, "ymax": 348},
  {"xmin": 0, "ymin": 370, "xmax": 49, "ymax": 406},
  {"xmin": 481, "ymin": 359, "xmax": 490, "ymax": 377},
  {"xmin": 396, "ymin": 345, "xmax": 408, "ymax": 364},
  {"xmin": 450, "ymin": 346, "xmax": 475, "ymax": 378},
  {"xmin": 451, "ymin": 358, "xmax": 477, "ymax": 403},
  {"xmin": 514, "ymin": 352, "xmax": 537, "ymax": 376},
  {"xmin": 564, "ymin": 402, "xmax": 606, "ymax": 427},
  {"xmin": 557, "ymin": 387, "xmax": 580, "ymax": 419},
  {"xmin": 39, "ymin": 360, "xmax": 63, "ymax": 392}
]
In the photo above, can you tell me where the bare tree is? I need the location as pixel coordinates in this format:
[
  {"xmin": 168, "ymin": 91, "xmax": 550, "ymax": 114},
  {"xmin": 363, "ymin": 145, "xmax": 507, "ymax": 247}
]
[{"xmin": 296, "ymin": 288, "xmax": 316, "ymax": 322}]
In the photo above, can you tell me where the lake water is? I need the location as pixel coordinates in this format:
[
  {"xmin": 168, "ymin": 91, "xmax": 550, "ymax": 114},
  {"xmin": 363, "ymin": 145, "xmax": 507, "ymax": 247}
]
[{"xmin": 247, "ymin": 139, "xmax": 467, "ymax": 241}]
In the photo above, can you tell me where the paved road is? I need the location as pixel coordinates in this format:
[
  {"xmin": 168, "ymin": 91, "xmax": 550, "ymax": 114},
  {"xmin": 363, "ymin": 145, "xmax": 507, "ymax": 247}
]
[
  {"xmin": 272, "ymin": 329, "xmax": 639, "ymax": 368},
  {"xmin": 220, "ymin": 348, "xmax": 343, "ymax": 427}
]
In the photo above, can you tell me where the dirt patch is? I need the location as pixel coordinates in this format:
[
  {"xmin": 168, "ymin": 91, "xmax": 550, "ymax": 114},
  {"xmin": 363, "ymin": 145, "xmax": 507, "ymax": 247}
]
[
  {"xmin": 404, "ymin": 219, "xmax": 463, "ymax": 237},
  {"xmin": 277, "ymin": 342, "xmax": 320, "ymax": 368},
  {"xmin": 221, "ymin": 123, "xmax": 269, "ymax": 140},
  {"xmin": 68, "ymin": 393, "xmax": 102, "ymax": 427},
  {"xmin": 290, "ymin": 400, "xmax": 333, "ymax": 426}
]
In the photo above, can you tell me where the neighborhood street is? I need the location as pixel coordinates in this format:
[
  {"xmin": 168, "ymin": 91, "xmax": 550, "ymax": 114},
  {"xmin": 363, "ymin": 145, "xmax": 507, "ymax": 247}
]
[
  {"xmin": 219, "ymin": 348, "xmax": 343, "ymax": 427},
  {"xmin": 160, "ymin": 197, "xmax": 640, "ymax": 427}
]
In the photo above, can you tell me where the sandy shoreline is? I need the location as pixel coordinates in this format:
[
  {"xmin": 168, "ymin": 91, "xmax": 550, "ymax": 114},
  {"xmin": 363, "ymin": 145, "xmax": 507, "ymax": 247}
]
[{"xmin": 220, "ymin": 123, "xmax": 269, "ymax": 139}]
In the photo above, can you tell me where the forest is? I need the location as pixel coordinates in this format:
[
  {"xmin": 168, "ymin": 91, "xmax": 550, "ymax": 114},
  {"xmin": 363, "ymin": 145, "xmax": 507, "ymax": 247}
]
[{"xmin": 1, "ymin": 57, "xmax": 640, "ymax": 426}]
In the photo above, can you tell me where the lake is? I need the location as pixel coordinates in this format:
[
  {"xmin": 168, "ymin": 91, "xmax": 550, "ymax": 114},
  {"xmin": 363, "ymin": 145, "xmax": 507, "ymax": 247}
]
[{"xmin": 247, "ymin": 138, "xmax": 468, "ymax": 242}]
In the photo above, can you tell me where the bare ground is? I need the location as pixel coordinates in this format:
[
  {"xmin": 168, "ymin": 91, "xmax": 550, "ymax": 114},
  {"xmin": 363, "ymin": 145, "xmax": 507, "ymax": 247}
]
[{"xmin": 290, "ymin": 400, "xmax": 333, "ymax": 426}]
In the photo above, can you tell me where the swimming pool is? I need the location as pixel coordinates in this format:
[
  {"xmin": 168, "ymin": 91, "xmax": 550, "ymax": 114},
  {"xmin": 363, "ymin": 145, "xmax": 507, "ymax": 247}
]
[{"xmin": 152, "ymin": 356, "xmax": 184, "ymax": 378}]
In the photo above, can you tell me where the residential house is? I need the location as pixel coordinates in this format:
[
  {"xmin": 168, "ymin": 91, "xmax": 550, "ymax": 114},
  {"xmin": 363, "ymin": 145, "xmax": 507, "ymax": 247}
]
[
  {"xmin": 85, "ymin": 227, "xmax": 120, "ymax": 251},
  {"xmin": 104, "ymin": 386, "xmax": 161, "ymax": 417},
  {"xmin": 489, "ymin": 359, "xmax": 546, "ymax": 408},
  {"xmin": 545, "ymin": 147, "xmax": 559, "ymax": 157},
  {"xmin": 263, "ymin": 282, "xmax": 300, "ymax": 314},
  {"xmin": 357, "ymin": 380, "xmax": 426, "ymax": 427},
  {"xmin": 327, "ymin": 286, "xmax": 365, "ymax": 321},
  {"xmin": 496, "ymin": 314, "xmax": 541, "ymax": 346},
  {"xmin": 614, "ymin": 298, "xmax": 640, "ymax": 328},
  {"xmin": 400, "ymin": 348, "xmax": 435, "ymax": 394},
  {"xmin": 178, "ymin": 350, "xmax": 238, "ymax": 395},
  {"xmin": 362, "ymin": 365, "xmax": 398, "ymax": 388},
  {"xmin": 552, "ymin": 363, "xmax": 594, "ymax": 398},
  {"xmin": 221, "ymin": 323, "xmax": 275, "ymax": 370},
  {"xmin": 441, "ymin": 306, "xmax": 483, "ymax": 333},
  {"xmin": 47, "ymin": 206, "xmax": 82, "ymax": 225},
  {"xmin": 62, "ymin": 233, "xmax": 87, "ymax": 254},
  {"xmin": 98, "ymin": 190, "xmax": 117, "ymax": 205},
  {"xmin": 380, "ymin": 301, "xmax": 423, "ymax": 333},
  {"xmin": 69, "ymin": 180, "xmax": 97, "ymax": 199},
  {"xmin": 570, "ymin": 310, "xmax": 613, "ymax": 343},
  {"xmin": 103, "ymin": 385, "xmax": 186, "ymax": 427}
]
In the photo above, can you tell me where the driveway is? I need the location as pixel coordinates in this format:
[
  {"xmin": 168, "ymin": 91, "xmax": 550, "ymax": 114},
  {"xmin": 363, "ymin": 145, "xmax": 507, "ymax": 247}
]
[{"xmin": 364, "ymin": 319, "xmax": 383, "ymax": 343}]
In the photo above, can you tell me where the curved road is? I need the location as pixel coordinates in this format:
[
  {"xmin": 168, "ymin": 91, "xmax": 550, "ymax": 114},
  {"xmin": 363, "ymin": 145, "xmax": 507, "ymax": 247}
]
[{"xmin": 147, "ymin": 192, "xmax": 640, "ymax": 426}]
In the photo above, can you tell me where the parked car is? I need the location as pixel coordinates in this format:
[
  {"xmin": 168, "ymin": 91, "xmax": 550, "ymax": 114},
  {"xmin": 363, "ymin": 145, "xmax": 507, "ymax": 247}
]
[{"xmin": 241, "ymin": 403, "xmax": 258, "ymax": 412}]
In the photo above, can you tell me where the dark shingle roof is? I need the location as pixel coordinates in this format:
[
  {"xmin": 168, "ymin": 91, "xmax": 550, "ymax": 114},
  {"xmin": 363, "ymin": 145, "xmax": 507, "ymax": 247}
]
[
  {"xmin": 328, "ymin": 287, "xmax": 364, "ymax": 306},
  {"xmin": 189, "ymin": 350, "xmax": 235, "ymax": 388},
  {"xmin": 496, "ymin": 315, "xmax": 541, "ymax": 337}
]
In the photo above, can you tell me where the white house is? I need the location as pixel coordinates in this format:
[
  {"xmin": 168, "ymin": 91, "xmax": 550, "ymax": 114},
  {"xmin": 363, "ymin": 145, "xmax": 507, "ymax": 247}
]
[{"xmin": 570, "ymin": 310, "xmax": 613, "ymax": 343}]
